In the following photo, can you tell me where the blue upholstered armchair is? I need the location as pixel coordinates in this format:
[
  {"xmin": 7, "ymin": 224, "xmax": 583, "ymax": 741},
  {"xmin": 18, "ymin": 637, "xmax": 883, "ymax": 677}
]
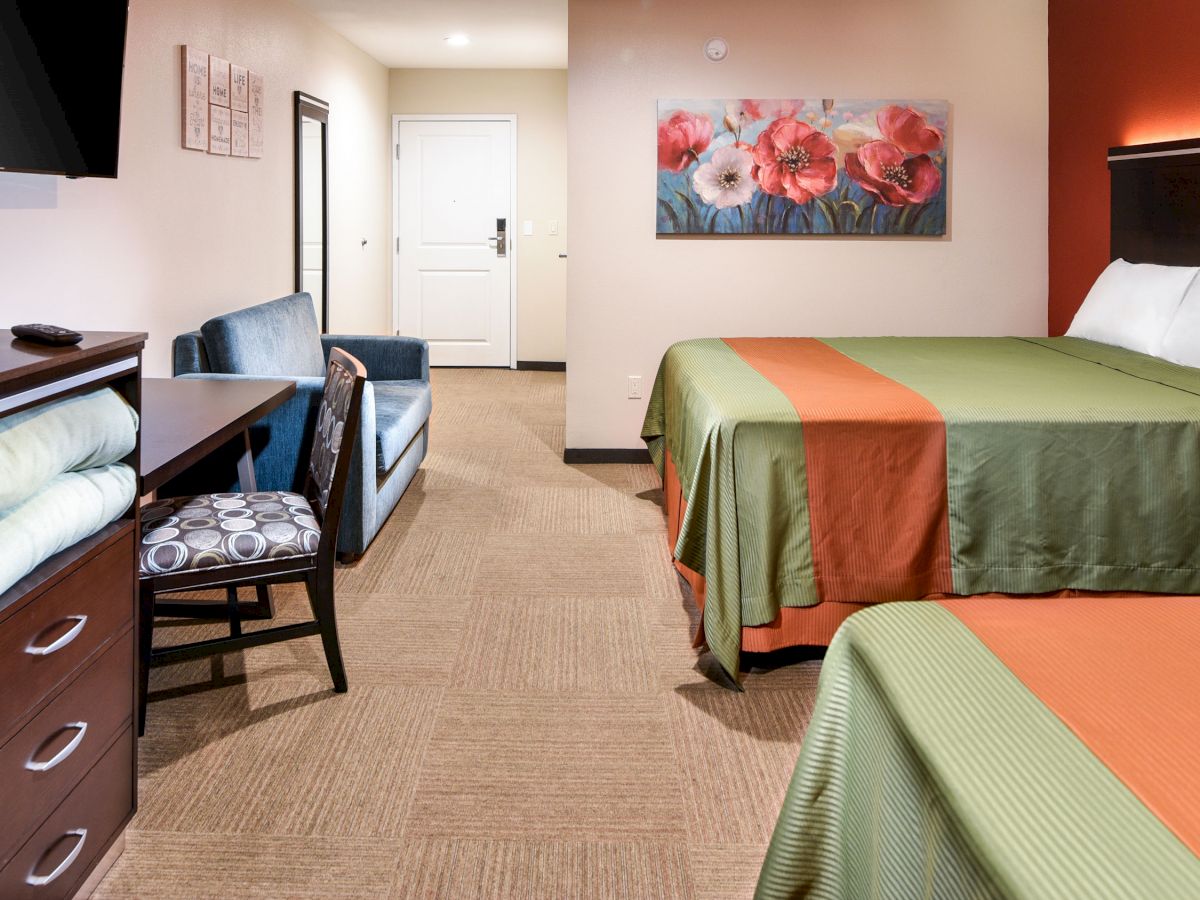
[{"xmin": 172, "ymin": 293, "xmax": 430, "ymax": 559}]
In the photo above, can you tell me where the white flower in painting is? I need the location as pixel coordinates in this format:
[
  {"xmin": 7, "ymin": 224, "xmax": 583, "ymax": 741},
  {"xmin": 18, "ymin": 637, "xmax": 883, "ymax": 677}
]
[{"xmin": 692, "ymin": 145, "xmax": 756, "ymax": 209}]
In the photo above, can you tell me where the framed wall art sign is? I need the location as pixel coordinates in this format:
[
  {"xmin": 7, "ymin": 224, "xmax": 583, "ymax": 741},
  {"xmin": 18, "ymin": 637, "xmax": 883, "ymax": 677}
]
[
  {"xmin": 231, "ymin": 109, "xmax": 249, "ymax": 157},
  {"xmin": 181, "ymin": 46, "xmax": 208, "ymax": 150},
  {"xmin": 208, "ymin": 55, "xmax": 230, "ymax": 107},
  {"xmin": 230, "ymin": 63, "xmax": 249, "ymax": 112},
  {"xmin": 209, "ymin": 104, "xmax": 231, "ymax": 155},
  {"xmin": 248, "ymin": 70, "xmax": 265, "ymax": 158}
]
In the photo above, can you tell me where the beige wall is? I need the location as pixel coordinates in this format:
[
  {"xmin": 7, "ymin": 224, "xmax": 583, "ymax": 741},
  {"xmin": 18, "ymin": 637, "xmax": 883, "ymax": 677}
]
[
  {"xmin": 567, "ymin": 0, "xmax": 1049, "ymax": 449},
  {"xmin": 389, "ymin": 68, "xmax": 567, "ymax": 363},
  {"xmin": 0, "ymin": 0, "xmax": 390, "ymax": 376}
]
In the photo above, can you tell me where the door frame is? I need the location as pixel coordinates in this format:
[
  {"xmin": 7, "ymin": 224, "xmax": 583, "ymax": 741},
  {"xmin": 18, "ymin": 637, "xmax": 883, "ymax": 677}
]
[{"xmin": 391, "ymin": 114, "xmax": 518, "ymax": 369}]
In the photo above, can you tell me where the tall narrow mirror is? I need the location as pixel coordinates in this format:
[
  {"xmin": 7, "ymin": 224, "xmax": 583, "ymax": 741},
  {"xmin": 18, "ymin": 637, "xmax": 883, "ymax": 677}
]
[{"xmin": 294, "ymin": 92, "xmax": 329, "ymax": 332}]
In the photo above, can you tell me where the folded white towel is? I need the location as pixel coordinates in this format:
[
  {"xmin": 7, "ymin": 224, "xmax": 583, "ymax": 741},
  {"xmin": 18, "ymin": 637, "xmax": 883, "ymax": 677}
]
[
  {"xmin": 0, "ymin": 463, "xmax": 137, "ymax": 595},
  {"xmin": 0, "ymin": 388, "xmax": 138, "ymax": 511}
]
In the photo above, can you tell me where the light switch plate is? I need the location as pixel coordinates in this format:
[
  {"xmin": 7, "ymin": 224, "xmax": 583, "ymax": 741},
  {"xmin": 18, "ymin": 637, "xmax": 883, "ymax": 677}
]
[
  {"xmin": 548, "ymin": 219, "xmax": 559, "ymax": 235},
  {"xmin": 523, "ymin": 220, "xmax": 534, "ymax": 236}
]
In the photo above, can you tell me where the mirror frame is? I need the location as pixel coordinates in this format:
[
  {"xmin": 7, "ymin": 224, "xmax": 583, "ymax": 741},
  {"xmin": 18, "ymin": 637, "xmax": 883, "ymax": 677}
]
[{"xmin": 294, "ymin": 91, "xmax": 330, "ymax": 333}]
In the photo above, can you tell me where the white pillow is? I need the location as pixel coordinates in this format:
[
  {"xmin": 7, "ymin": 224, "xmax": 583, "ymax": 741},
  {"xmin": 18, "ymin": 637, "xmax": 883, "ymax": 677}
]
[
  {"xmin": 1160, "ymin": 274, "xmax": 1200, "ymax": 367},
  {"xmin": 1066, "ymin": 259, "xmax": 1199, "ymax": 356}
]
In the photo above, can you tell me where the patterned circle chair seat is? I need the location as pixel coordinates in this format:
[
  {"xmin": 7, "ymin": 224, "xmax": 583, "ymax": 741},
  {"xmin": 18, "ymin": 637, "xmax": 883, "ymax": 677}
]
[
  {"xmin": 141, "ymin": 491, "xmax": 321, "ymax": 576},
  {"xmin": 137, "ymin": 348, "xmax": 367, "ymax": 736}
]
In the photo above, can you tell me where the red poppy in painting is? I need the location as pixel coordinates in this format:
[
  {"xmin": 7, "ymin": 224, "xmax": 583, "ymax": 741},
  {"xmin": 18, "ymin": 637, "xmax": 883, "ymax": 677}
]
[
  {"xmin": 750, "ymin": 117, "xmax": 837, "ymax": 204},
  {"xmin": 877, "ymin": 104, "xmax": 943, "ymax": 154},
  {"xmin": 657, "ymin": 110, "xmax": 714, "ymax": 172},
  {"xmin": 844, "ymin": 140, "xmax": 941, "ymax": 206}
]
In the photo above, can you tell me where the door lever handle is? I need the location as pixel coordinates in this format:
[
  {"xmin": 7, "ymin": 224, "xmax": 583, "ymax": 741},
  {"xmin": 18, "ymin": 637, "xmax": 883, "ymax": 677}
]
[{"xmin": 487, "ymin": 234, "xmax": 507, "ymax": 258}]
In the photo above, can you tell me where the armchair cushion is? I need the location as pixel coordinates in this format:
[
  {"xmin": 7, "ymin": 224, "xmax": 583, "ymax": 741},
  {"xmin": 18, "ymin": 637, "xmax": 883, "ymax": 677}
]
[
  {"xmin": 201, "ymin": 294, "xmax": 326, "ymax": 377},
  {"xmin": 373, "ymin": 381, "xmax": 432, "ymax": 475},
  {"xmin": 140, "ymin": 490, "xmax": 320, "ymax": 576}
]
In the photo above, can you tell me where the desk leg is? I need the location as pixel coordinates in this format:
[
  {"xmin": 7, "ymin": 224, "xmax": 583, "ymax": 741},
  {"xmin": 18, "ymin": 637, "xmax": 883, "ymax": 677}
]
[{"xmin": 236, "ymin": 430, "xmax": 275, "ymax": 619}]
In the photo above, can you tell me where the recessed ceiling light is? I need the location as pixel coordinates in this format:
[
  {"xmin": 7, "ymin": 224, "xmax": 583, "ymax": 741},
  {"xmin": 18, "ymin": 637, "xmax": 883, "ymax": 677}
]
[{"xmin": 444, "ymin": 34, "xmax": 470, "ymax": 47}]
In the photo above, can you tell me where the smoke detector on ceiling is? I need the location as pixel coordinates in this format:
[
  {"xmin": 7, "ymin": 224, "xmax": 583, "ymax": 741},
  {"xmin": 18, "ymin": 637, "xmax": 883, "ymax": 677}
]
[{"xmin": 704, "ymin": 37, "xmax": 728, "ymax": 62}]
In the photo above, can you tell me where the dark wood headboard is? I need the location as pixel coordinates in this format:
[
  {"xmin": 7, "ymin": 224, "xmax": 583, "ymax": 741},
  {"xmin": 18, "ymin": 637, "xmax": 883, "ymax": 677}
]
[{"xmin": 1109, "ymin": 138, "xmax": 1200, "ymax": 265}]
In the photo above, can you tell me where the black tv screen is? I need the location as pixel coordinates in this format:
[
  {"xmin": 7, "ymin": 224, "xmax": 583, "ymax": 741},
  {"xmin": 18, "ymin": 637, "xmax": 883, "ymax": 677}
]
[{"xmin": 0, "ymin": 1, "xmax": 129, "ymax": 178}]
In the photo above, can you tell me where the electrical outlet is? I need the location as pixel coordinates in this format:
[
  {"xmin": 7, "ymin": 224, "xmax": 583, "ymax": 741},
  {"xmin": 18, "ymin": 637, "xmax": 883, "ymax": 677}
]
[{"xmin": 628, "ymin": 375, "xmax": 643, "ymax": 399}]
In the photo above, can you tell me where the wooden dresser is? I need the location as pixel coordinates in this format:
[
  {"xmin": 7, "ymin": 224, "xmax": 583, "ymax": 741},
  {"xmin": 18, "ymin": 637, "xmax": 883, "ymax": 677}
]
[{"xmin": 0, "ymin": 332, "xmax": 145, "ymax": 899}]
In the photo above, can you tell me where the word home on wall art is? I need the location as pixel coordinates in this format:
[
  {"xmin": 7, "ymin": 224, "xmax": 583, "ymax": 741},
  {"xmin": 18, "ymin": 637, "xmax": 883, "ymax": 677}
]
[
  {"xmin": 180, "ymin": 45, "xmax": 263, "ymax": 158},
  {"xmin": 656, "ymin": 98, "xmax": 948, "ymax": 236}
]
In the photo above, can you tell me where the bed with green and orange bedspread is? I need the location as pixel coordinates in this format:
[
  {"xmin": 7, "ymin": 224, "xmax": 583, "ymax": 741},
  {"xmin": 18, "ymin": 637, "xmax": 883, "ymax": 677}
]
[
  {"xmin": 754, "ymin": 595, "xmax": 1200, "ymax": 899},
  {"xmin": 642, "ymin": 337, "xmax": 1200, "ymax": 679}
]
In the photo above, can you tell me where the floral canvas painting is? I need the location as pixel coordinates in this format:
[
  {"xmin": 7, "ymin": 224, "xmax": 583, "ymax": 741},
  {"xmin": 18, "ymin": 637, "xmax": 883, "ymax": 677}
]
[{"xmin": 656, "ymin": 99, "xmax": 948, "ymax": 235}]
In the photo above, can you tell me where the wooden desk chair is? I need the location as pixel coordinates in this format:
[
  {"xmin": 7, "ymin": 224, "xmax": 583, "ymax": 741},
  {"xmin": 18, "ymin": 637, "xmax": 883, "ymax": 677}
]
[{"xmin": 137, "ymin": 348, "xmax": 366, "ymax": 735}]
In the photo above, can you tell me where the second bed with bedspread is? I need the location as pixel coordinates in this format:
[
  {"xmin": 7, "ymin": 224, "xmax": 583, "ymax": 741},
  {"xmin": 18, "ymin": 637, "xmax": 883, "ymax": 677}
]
[{"xmin": 643, "ymin": 335, "xmax": 1200, "ymax": 678}]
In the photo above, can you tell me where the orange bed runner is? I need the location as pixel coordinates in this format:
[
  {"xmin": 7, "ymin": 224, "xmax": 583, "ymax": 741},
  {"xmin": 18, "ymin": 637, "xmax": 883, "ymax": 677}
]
[
  {"xmin": 723, "ymin": 337, "xmax": 953, "ymax": 602},
  {"xmin": 940, "ymin": 595, "xmax": 1200, "ymax": 856}
]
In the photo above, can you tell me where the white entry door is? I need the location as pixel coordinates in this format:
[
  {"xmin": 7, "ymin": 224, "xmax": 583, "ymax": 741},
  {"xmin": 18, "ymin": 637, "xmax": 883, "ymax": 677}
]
[{"xmin": 395, "ymin": 117, "xmax": 513, "ymax": 367}]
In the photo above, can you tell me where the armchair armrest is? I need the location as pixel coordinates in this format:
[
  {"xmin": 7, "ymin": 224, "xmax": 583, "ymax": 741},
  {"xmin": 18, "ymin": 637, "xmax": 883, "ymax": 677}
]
[
  {"xmin": 173, "ymin": 331, "xmax": 209, "ymax": 375},
  {"xmin": 321, "ymin": 335, "xmax": 429, "ymax": 382}
]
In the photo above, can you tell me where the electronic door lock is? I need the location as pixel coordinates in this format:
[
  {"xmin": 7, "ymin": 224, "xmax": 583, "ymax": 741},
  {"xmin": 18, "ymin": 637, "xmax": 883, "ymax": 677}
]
[{"xmin": 487, "ymin": 218, "xmax": 507, "ymax": 257}]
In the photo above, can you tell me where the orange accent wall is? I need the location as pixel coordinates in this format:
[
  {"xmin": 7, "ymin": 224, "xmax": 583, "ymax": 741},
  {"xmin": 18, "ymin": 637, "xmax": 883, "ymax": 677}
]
[{"xmin": 1048, "ymin": 1, "xmax": 1200, "ymax": 335}]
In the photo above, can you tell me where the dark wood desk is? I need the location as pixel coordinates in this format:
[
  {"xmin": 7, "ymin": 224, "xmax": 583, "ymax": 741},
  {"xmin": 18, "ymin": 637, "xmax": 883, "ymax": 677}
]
[
  {"xmin": 140, "ymin": 377, "xmax": 296, "ymax": 619},
  {"xmin": 140, "ymin": 377, "xmax": 296, "ymax": 496}
]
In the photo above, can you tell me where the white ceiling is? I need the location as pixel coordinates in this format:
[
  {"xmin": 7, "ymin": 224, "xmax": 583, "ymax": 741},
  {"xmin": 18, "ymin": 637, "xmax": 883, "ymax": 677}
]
[{"xmin": 292, "ymin": 0, "xmax": 568, "ymax": 69}]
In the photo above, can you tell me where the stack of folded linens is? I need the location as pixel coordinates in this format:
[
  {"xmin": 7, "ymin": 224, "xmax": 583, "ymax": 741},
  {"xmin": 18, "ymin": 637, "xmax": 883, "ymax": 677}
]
[{"xmin": 0, "ymin": 387, "xmax": 139, "ymax": 595}]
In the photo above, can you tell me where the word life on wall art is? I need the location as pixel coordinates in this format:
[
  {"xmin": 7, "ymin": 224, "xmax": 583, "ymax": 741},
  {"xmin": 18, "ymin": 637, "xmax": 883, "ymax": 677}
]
[
  {"xmin": 181, "ymin": 45, "xmax": 264, "ymax": 158},
  {"xmin": 656, "ymin": 98, "xmax": 948, "ymax": 236}
]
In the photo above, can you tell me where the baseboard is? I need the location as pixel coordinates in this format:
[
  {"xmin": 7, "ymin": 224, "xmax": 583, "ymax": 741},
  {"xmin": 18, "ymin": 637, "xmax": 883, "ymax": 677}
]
[
  {"xmin": 563, "ymin": 448, "xmax": 652, "ymax": 464},
  {"xmin": 517, "ymin": 360, "xmax": 566, "ymax": 372}
]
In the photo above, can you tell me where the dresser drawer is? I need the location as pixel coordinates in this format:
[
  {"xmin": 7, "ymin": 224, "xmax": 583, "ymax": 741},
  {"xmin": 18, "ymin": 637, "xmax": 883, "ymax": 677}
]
[
  {"xmin": 0, "ymin": 727, "xmax": 133, "ymax": 900},
  {"xmin": 0, "ymin": 534, "xmax": 133, "ymax": 738},
  {"xmin": 0, "ymin": 629, "xmax": 133, "ymax": 868}
]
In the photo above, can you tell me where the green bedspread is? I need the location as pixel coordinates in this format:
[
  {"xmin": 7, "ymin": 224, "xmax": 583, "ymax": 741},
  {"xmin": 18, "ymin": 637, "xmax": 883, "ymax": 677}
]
[
  {"xmin": 642, "ymin": 337, "xmax": 1200, "ymax": 677},
  {"xmin": 754, "ymin": 601, "xmax": 1200, "ymax": 899}
]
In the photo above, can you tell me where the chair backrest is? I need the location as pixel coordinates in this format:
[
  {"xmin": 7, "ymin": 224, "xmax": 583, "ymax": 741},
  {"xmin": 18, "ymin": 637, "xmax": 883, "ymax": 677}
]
[
  {"xmin": 303, "ymin": 348, "xmax": 367, "ymax": 553},
  {"xmin": 199, "ymin": 293, "xmax": 327, "ymax": 377}
]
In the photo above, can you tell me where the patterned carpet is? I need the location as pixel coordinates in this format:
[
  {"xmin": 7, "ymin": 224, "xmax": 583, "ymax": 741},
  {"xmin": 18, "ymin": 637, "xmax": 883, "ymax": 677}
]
[{"xmin": 95, "ymin": 369, "xmax": 821, "ymax": 899}]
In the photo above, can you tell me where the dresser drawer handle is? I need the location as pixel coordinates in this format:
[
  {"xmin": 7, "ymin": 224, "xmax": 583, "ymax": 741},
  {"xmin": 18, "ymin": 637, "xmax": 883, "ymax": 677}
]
[
  {"xmin": 25, "ymin": 722, "xmax": 88, "ymax": 772},
  {"xmin": 25, "ymin": 616, "xmax": 87, "ymax": 656},
  {"xmin": 25, "ymin": 828, "xmax": 86, "ymax": 887}
]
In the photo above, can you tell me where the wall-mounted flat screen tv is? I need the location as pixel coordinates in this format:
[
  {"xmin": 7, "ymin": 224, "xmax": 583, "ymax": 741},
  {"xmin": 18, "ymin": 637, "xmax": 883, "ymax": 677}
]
[{"xmin": 0, "ymin": 1, "xmax": 130, "ymax": 178}]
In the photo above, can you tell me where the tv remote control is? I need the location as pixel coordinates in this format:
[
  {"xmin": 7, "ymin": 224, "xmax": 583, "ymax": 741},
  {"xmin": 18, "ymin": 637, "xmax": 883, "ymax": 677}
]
[{"xmin": 11, "ymin": 324, "xmax": 85, "ymax": 346}]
